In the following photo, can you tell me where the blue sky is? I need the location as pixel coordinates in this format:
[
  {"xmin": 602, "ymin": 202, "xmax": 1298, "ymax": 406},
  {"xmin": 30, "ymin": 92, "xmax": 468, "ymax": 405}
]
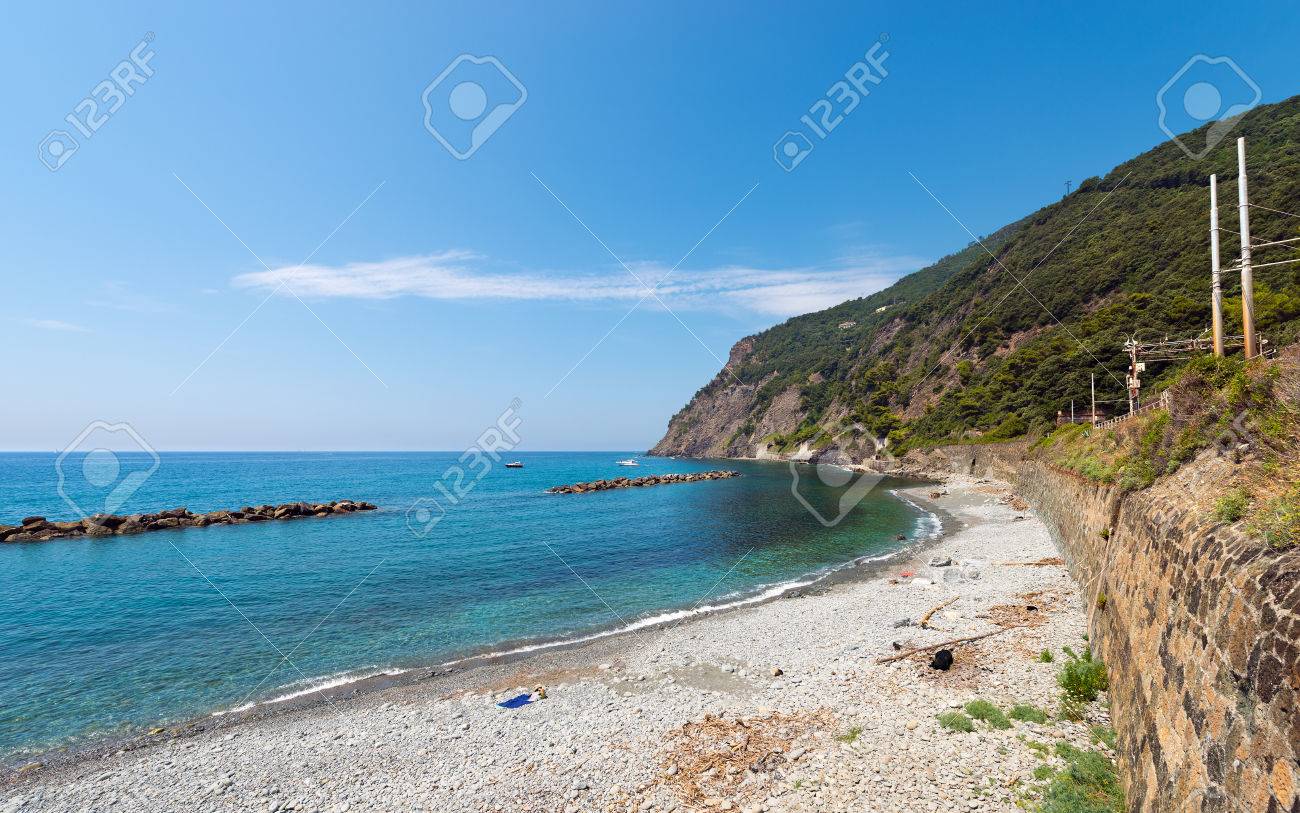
[{"xmin": 3, "ymin": 1, "xmax": 1297, "ymax": 451}]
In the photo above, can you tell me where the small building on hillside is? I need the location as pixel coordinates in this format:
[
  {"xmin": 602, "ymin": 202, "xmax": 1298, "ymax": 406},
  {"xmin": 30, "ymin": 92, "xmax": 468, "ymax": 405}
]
[{"xmin": 1056, "ymin": 407, "xmax": 1109, "ymax": 426}]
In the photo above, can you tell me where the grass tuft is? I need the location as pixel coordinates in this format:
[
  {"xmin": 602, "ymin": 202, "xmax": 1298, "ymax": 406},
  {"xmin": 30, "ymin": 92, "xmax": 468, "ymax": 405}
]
[
  {"xmin": 1250, "ymin": 486, "xmax": 1300, "ymax": 548},
  {"xmin": 1214, "ymin": 488, "xmax": 1249, "ymax": 523},
  {"xmin": 1010, "ymin": 704, "xmax": 1049, "ymax": 724},
  {"xmin": 835, "ymin": 726, "xmax": 862, "ymax": 744},
  {"xmin": 1059, "ymin": 696, "xmax": 1086, "ymax": 722},
  {"xmin": 1039, "ymin": 742, "xmax": 1124, "ymax": 813},
  {"xmin": 936, "ymin": 711, "xmax": 974, "ymax": 733},
  {"xmin": 1039, "ymin": 649, "xmax": 1055, "ymax": 663},
  {"xmin": 1089, "ymin": 725, "xmax": 1117, "ymax": 750},
  {"xmin": 965, "ymin": 699, "xmax": 1012, "ymax": 730}
]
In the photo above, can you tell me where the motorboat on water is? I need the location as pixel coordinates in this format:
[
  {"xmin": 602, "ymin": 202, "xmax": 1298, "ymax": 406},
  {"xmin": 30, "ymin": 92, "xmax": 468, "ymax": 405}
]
[
  {"xmin": 505, "ymin": 461, "xmax": 524, "ymax": 468},
  {"xmin": 616, "ymin": 458, "xmax": 639, "ymax": 466}
]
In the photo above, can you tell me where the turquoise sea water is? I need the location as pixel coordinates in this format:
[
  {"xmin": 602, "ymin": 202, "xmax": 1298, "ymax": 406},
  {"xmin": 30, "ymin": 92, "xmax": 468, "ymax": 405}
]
[{"xmin": 0, "ymin": 452, "xmax": 931, "ymax": 763}]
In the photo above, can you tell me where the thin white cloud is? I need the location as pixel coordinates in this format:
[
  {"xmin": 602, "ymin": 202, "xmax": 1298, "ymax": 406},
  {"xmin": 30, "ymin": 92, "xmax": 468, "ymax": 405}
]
[
  {"xmin": 23, "ymin": 318, "xmax": 91, "ymax": 333},
  {"xmin": 85, "ymin": 281, "xmax": 176, "ymax": 313},
  {"xmin": 231, "ymin": 250, "xmax": 928, "ymax": 318}
]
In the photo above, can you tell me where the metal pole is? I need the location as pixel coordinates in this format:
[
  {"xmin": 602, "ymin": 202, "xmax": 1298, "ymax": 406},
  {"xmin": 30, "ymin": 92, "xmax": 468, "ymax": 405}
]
[
  {"xmin": 1091, "ymin": 374, "xmax": 1096, "ymax": 426},
  {"xmin": 1071, "ymin": 400, "xmax": 1075, "ymax": 424},
  {"xmin": 1209, "ymin": 174, "xmax": 1225, "ymax": 357},
  {"xmin": 1126, "ymin": 339, "xmax": 1138, "ymax": 415},
  {"xmin": 1237, "ymin": 137, "xmax": 1258, "ymax": 358}
]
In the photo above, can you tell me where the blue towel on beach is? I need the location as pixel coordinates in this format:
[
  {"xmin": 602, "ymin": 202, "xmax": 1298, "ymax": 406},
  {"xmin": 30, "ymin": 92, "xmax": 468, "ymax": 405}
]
[{"xmin": 497, "ymin": 693, "xmax": 534, "ymax": 709}]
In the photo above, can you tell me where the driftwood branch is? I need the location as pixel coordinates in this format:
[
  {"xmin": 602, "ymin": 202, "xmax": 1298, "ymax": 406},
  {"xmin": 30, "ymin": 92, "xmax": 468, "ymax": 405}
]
[
  {"xmin": 919, "ymin": 597, "xmax": 958, "ymax": 629},
  {"xmin": 875, "ymin": 626, "xmax": 1020, "ymax": 665},
  {"xmin": 996, "ymin": 557, "xmax": 1065, "ymax": 568}
]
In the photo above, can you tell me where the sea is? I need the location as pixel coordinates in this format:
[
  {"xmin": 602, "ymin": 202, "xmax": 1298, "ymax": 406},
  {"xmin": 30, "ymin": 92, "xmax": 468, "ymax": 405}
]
[{"xmin": 0, "ymin": 451, "xmax": 937, "ymax": 765}]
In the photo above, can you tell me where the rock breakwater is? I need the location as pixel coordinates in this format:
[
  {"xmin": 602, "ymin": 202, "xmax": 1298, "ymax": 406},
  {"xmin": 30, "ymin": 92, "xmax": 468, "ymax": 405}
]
[
  {"xmin": 547, "ymin": 470, "xmax": 740, "ymax": 494},
  {"xmin": 1, "ymin": 500, "xmax": 378, "ymax": 543}
]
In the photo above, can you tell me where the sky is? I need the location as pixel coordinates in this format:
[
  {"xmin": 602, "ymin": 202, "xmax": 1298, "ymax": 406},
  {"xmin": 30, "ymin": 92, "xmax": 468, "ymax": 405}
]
[{"xmin": 3, "ymin": 1, "xmax": 1298, "ymax": 451}]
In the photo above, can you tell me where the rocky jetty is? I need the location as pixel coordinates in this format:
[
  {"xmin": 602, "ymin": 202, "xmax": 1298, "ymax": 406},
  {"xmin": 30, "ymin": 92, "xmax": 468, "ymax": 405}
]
[
  {"xmin": 0, "ymin": 500, "xmax": 378, "ymax": 543},
  {"xmin": 546, "ymin": 470, "xmax": 740, "ymax": 494}
]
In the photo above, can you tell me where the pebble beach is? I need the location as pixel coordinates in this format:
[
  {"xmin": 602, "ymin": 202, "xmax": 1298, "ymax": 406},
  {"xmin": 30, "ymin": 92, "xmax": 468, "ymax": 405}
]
[{"xmin": 2, "ymin": 474, "xmax": 1111, "ymax": 813}]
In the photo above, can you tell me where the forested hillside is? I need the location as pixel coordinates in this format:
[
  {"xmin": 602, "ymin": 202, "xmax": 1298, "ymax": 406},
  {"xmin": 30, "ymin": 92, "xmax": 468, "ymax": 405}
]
[{"xmin": 652, "ymin": 96, "xmax": 1300, "ymax": 458}]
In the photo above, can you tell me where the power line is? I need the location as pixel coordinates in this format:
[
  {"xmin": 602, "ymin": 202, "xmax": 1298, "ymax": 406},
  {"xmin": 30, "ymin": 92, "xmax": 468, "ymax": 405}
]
[
  {"xmin": 1250, "ymin": 236, "xmax": 1300, "ymax": 249},
  {"xmin": 1227, "ymin": 256, "xmax": 1300, "ymax": 271},
  {"xmin": 1248, "ymin": 201, "xmax": 1300, "ymax": 220}
]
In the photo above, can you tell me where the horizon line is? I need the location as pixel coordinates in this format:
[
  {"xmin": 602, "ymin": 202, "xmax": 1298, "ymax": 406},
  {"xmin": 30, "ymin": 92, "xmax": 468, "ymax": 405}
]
[{"xmin": 0, "ymin": 449, "xmax": 659, "ymax": 454}]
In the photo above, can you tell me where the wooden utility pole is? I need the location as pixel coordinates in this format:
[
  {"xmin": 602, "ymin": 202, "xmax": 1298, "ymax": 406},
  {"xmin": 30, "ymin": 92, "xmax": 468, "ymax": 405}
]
[
  {"xmin": 1209, "ymin": 173, "xmax": 1225, "ymax": 357},
  {"xmin": 1237, "ymin": 137, "xmax": 1258, "ymax": 358}
]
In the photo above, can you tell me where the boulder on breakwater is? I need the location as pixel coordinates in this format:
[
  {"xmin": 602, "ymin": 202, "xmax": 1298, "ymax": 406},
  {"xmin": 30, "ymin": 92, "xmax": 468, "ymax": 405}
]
[
  {"xmin": 0, "ymin": 500, "xmax": 378, "ymax": 544},
  {"xmin": 546, "ymin": 470, "xmax": 740, "ymax": 494}
]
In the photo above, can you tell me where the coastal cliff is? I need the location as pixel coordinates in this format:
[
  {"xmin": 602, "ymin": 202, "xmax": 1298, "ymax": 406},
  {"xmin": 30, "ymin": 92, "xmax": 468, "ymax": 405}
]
[
  {"xmin": 651, "ymin": 96, "xmax": 1300, "ymax": 460},
  {"xmin": 648, "ymin": 338, "xmax": 808, "ymax": 458}
]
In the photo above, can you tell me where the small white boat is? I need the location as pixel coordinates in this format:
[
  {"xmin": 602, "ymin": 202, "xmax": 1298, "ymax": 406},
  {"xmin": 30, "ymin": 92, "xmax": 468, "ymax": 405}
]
[
  {"xmin": 505, "ymin": 461, "xmax": 524, "ymax": 468},
  {"xmin": 616, "ymin": 458, "xmax": 639, "ymax": 467}
]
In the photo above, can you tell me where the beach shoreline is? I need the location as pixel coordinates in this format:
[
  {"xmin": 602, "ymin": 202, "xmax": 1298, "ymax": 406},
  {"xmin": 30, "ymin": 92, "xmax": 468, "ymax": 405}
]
[
  {"xmin": 4, "ymin": 472, "xmax": 1109, "ymax": 813},
  {"xmin": 2, "ymin": 475, "xmax": 949, "ymax": 780}
]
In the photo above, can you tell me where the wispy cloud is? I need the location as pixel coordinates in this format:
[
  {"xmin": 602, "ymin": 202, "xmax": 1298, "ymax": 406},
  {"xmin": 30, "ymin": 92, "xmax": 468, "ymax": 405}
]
[
  {"xmin": 231, "ymin": 250, "xmax": 928, "ymax": 318},
  {"xmin": 23, "ymin": 318, "xmax": 91, "ymax": 333},
  {"xmin": 85, "ymin": 281, "xmax": 176, "ymax": 314}
]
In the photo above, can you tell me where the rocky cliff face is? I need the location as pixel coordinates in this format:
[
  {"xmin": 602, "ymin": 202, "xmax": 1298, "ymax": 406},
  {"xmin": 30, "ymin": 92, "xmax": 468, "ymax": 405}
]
[
  {"xmin": 650, "ymin": 338, "xmax": 870, "ymax": 460},
  {"xmin": 915, "ymin": 443, "xmax": 1299, "ymax": 813},
  {"xmin": 650, "ymin": 338, "xmax": 808, "ymax": 458}
]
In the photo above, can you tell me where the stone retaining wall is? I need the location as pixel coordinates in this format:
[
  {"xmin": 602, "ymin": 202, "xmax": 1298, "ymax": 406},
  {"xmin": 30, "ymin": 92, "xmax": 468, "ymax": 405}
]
[{"xmin": 921, "ymin": 443, "xmax": 1298, "ymax": 813}]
